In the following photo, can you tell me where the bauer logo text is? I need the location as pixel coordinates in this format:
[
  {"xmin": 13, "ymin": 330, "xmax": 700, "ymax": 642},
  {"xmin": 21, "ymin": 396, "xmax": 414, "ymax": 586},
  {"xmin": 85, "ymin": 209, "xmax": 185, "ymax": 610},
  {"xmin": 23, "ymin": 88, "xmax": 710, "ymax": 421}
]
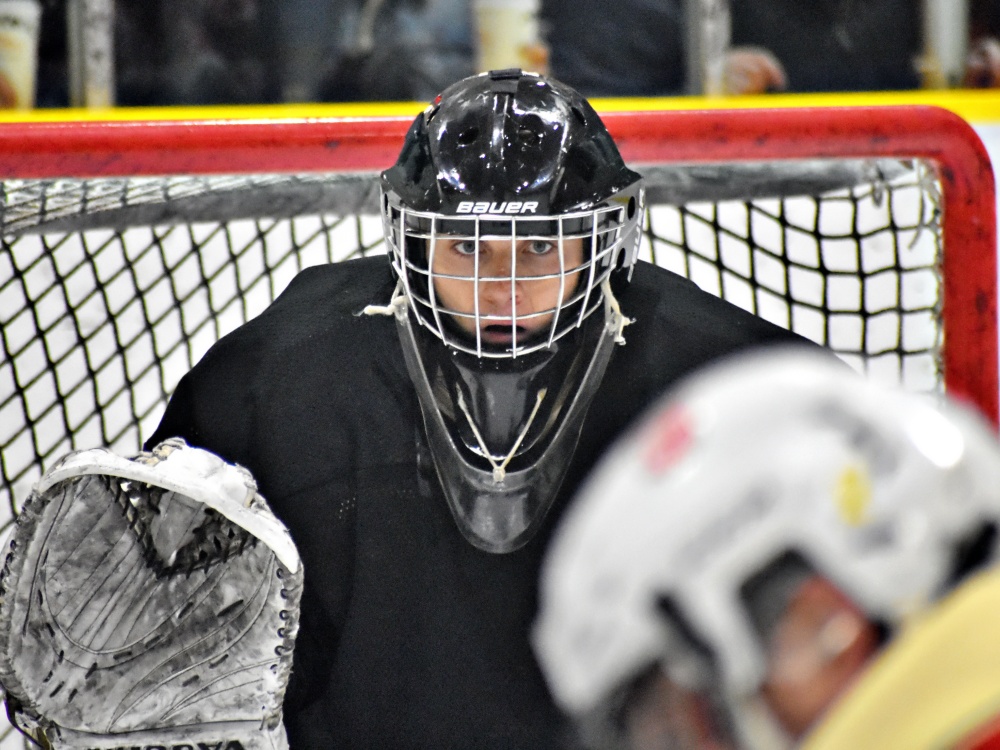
[{"xmin": 456, "ymin": 201, "xmax": 539, "ymax": 215}]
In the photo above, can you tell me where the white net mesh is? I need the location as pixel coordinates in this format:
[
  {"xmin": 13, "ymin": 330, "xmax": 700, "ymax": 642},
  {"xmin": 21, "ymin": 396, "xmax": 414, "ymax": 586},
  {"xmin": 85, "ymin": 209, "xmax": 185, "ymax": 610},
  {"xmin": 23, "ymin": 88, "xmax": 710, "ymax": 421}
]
[{"xmin": 0, "ymin": 160, "xmax": 944, "ymax": 544}]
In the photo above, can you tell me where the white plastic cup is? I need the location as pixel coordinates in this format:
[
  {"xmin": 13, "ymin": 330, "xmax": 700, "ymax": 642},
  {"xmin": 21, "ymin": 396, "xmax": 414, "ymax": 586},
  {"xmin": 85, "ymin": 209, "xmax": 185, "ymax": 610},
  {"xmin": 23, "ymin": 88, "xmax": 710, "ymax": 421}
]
[
  {"xmin": 473, "ymin": 0, "xmax": 549, "ymax": 75},
  {"xmin": 0, "ymin": 0, "xmax": 40, "ymax": 109}
]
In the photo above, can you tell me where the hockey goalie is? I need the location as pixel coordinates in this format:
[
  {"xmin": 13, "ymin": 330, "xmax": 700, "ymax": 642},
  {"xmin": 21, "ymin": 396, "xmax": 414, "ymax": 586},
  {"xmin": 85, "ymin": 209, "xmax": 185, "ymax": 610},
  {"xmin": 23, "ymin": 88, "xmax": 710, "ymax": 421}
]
[{"xmin": 0, "ymin": 438, "xmax": 302, "ymax": 750}]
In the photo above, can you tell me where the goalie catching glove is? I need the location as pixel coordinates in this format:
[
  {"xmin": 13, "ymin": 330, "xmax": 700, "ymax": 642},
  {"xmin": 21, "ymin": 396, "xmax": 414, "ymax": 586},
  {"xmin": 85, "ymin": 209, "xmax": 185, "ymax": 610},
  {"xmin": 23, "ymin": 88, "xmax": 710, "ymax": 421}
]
[{"xmin": 0, "ymin": 438, "xmax": 302, "ymax": 750}]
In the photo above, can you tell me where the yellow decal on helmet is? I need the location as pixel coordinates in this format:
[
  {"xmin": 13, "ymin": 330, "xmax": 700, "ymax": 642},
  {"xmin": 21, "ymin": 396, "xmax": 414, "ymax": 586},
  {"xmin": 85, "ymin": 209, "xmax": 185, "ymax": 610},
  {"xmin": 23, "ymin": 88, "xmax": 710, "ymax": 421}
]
[{"xmin": 836, "ymin": 465, "xmax": 871, "ymax": 526}]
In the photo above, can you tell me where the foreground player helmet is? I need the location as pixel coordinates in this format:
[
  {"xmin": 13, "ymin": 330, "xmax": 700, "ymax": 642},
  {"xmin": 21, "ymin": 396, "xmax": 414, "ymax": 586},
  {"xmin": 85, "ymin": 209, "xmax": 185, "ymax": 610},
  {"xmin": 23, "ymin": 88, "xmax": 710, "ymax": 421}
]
[
  {"xmin": 533, "ymin": 349, "xmax": 1000, "ymax": 749},
  {"xmin": 379, "ymin": 69, "xmax": 644, "ymax": 553}
]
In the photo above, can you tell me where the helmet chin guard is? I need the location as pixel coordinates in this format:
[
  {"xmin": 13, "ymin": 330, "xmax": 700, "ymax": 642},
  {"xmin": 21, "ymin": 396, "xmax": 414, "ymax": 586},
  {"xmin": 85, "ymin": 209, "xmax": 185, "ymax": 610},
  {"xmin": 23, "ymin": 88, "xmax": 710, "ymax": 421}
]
[{"xmin": 394, "ymin": 290, "xmax": 627, "ymax": 553}]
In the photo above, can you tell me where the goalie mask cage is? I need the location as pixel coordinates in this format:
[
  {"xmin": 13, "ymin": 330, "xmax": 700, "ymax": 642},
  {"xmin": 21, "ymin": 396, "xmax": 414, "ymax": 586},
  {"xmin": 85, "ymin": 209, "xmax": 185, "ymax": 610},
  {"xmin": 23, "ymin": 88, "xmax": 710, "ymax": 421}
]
[{"xmin": 0, "ymin": 105, "xmax": 996, "ymax": 547}]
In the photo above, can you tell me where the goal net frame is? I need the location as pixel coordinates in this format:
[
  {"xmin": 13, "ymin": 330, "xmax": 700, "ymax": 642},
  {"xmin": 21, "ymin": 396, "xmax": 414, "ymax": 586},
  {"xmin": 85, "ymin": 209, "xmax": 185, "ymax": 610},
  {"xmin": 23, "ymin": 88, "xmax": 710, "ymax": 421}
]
[
  {"xmin": 0, "ymin": 104, "xmax": 996, "ymax": 533},
  {"xmin": 0, "ymin": 101, "xmax": 996, "ymax": 750}
]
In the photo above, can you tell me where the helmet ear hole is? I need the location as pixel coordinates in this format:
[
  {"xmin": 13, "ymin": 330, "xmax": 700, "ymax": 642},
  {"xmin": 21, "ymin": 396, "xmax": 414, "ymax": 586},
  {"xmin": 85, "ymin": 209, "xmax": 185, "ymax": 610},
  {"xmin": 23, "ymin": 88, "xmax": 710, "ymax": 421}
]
[
  {"xmin": 654, "ymin": 593, "xmax": 718, "ymax": 668},
  {"xmin": 517, "ymin": 114, "xmax": 545, "ymax": 144},
  {"xmin": 627, "ymin": 196, "xmax": 637, "ymax": 220},
  {"xmin": 457, "ymin": 127, "xmax": 480, "ymax": 146},
  {"xmin": 738, "ymin": 549, "xmax": 815, "ymax": 645},
  {"xmin": 947, "ymin": 521, "xmax": 998, "ymax": 586}
]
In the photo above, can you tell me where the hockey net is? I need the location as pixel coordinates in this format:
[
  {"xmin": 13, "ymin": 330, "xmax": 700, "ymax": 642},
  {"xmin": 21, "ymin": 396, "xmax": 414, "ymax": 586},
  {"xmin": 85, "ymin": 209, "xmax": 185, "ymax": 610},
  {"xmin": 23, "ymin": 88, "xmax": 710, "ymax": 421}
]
[{"xmin": 0, "ymin": 106, "xmax": 996, "ymax": 548}]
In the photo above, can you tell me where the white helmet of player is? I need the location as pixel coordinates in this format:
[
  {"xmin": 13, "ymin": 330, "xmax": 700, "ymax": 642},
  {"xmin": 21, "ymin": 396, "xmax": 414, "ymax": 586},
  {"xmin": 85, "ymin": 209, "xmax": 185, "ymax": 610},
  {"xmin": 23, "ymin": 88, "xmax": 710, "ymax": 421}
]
[{"xmin": 533, "ymin": 348, "xmax": 1000, "ymax": 750}]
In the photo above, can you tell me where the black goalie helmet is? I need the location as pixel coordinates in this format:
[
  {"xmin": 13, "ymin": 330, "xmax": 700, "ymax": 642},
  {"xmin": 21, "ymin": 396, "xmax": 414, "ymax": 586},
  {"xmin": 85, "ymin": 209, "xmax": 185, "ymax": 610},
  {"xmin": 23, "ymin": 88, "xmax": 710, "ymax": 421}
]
[{"xmin": 379, "ymin": 69, "xmax": 644, "ymax": 554}]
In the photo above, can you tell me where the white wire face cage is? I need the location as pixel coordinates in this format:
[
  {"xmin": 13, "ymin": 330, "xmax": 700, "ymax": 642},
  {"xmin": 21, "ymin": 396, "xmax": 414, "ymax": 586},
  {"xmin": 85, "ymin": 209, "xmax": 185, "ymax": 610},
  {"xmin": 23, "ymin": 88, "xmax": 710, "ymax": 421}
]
[{"xmin": 381, "ymin": 188, "xmax": 644, "ymax": 358}]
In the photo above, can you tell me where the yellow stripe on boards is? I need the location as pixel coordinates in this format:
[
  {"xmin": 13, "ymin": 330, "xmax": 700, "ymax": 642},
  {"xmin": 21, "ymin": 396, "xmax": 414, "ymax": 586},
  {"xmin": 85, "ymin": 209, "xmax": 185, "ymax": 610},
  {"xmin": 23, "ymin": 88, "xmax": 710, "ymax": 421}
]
[{"xmin": 1, "ymin": 88, "xmax": 999, "ymax": 125}]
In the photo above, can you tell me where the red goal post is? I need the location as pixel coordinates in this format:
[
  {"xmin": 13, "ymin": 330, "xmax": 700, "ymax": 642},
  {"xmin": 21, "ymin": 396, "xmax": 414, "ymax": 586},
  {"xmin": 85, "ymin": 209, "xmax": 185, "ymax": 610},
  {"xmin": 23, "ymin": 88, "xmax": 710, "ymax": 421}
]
[{"xmin": 0, "ymin": 104, "xmax": 996, "ymax": 538}]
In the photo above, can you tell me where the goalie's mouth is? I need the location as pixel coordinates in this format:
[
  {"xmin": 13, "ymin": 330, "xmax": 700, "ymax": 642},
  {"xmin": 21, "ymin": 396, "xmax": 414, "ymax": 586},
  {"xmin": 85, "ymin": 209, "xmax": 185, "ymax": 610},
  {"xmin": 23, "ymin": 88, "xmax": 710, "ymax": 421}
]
[
  {"xmin": 482, "ymin": 321, "xmax": 558, "ymax": 347},
  {"xmin": 480, "ymin": 323, "xmax": 528, "ymax": 345}
]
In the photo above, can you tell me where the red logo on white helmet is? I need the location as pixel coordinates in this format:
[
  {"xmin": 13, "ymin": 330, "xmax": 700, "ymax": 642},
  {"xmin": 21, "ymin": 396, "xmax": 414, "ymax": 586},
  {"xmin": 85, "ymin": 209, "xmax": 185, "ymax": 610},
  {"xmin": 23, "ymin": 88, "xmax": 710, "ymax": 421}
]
[{"xmin": 643, "ymin": 405, "xmax": 694, "ymax": 474}]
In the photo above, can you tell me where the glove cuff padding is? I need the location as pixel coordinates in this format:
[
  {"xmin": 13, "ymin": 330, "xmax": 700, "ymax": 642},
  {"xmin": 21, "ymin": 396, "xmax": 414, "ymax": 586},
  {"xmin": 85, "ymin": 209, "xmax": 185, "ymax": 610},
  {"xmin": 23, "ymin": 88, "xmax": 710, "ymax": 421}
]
[
  {"xmin": 17, "ymin": 720, "xmax": 289, "ymax": 750},
  {"xmin": 0, "ymin": 439, "xmax": 302, "ymax": 750}
]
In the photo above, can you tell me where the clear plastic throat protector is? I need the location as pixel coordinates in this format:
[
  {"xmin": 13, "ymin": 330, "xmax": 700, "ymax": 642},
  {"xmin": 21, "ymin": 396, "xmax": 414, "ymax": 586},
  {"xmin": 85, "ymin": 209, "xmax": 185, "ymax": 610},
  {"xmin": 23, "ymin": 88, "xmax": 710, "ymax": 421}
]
[{"xmin": 395, "ymin": 295, "xmax": 623, "ymax": 553}]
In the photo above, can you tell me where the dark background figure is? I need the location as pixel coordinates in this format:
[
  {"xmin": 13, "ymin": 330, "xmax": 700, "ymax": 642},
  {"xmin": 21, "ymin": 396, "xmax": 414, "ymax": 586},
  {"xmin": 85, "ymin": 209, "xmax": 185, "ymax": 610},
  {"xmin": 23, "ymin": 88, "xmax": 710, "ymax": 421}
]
[
  {"xmin": 540, "ymin": 0, "xmax": 688, "ymax": 96},
  {"xmin": 35, "ymin": 0, "xmax": 68, "ymax": 107},
  {"xmin": 538, "ymin": 0, "xmax": 788, "ymax": 96},
  {"xmin": 965, "ymin": 0, "xmax": 1000, "ymax": 87},
  {"xmin": 541, "ymin": 0, "xmax": 924, "ymax": 97},
  {"xmin": 36, "ymin": 0, "xmax": 282, "ymax": 107},
  {"xmin": 36, "ymin": 0, "xmax": 474, "ymax": 107},
  {"xmin": 32, "ymin": 0, "xmax": 1000, "ymax": 108},
  {"xmin": 314, "ymin": 0, "xmax": 474, "ymax": 102},
  {"xmin": 730, "ymin": 0, "xmax": 922, "ymax": 92},
  {"xmin": 119, "ymin": 0, "xmax": 283, "ymax": 105}
]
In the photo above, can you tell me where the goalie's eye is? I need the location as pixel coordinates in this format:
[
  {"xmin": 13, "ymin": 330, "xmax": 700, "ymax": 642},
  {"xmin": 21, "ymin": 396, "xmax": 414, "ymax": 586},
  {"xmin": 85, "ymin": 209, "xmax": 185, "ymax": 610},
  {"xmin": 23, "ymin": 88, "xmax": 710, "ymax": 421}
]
[
  {"xmin": 450, "ymin": 239, "xmax": 478, "ymax": 256},
  {"xmin": 524, "ymin": 239, "xmax": 556, "ymax": 256}
]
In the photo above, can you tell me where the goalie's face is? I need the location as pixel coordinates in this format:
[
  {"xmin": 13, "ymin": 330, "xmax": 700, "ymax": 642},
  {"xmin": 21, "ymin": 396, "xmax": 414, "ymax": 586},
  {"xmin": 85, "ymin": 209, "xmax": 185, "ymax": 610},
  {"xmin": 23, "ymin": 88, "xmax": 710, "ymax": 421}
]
[{"xmin": 429, "ymin": 235, "xmax": 586, "ymax": 347}]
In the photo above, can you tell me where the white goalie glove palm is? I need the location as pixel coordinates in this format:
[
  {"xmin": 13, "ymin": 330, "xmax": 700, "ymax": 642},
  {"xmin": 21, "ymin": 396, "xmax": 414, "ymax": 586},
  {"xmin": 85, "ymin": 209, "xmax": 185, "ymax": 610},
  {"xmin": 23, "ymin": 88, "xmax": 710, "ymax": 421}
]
[{"xmin": 0, "ymin": 438, "xmax": 302, "ymax": 750}]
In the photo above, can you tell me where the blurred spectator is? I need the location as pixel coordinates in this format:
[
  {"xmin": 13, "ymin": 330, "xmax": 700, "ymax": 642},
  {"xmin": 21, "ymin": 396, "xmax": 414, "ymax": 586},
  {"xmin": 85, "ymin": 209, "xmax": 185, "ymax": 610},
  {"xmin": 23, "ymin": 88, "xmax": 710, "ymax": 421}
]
[
  {"xmin": 35, "ymin": 0, "xmax": 67, "ymax": 107},
  {"xmin": 538, "ymin": 0, "xmax": 788, "ymax": 96},
  {"xmin": 541, "ymin": 0, "xmax": 925, "ymax": 96},
  {"xmin": 119, "ymin": 0, "xmax": 281, "ymax": 105},
  {"xmin": 964, "ymin": 0, "xmax": 1000, "ymax": 87},
  {"xmin": 730, "ymin": 0, "xmax": 922, "ymax": 92},
  {"xmin": 36, "ymin": 0, "xmax": 474, "ymax": 107},
  {"xmin": 314, "ymin": 0, "xmax": 474, "ymax": 102},
  {"xmin": 36, "ymin": 0, "xmax": 282, "ymax": 106},
  {"xmin": 721, "ymin": 44, "xmax": 787, "ymax": 95},
  {"xmin": 33, "ymin": 0, "xmax": 999, "ymax": 108},
  {"xmin": 540, "ymin": 0, "xmax": 688, "ymax": 96}
]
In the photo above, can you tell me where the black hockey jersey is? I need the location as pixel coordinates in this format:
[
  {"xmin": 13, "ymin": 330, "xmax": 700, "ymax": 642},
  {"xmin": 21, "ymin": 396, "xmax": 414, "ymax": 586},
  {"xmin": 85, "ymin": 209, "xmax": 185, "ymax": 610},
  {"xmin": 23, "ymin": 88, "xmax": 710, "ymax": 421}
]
[{"xmin": 147, "ymin": 255, "xmax": 816, "ymax": 749}]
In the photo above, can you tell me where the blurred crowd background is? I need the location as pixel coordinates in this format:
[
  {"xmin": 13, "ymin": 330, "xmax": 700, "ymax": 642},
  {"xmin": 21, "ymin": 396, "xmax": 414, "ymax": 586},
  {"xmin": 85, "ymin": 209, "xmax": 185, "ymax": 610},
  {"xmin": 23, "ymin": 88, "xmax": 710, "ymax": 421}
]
[{"xmin": 22, "ymin": 0, "xmax": 1000, "ymax": 109}]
